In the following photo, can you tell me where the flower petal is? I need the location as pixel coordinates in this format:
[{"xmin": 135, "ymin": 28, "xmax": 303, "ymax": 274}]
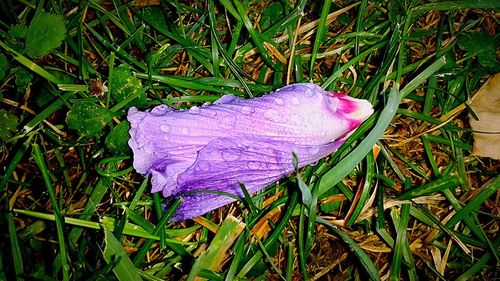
[
  {"xmin": 127, "ymin": 83, "xmax": 374, "ymax": 220},
  {"xmin": 170, "ymin": 136, "xmax": 343, "ymax": 221}
]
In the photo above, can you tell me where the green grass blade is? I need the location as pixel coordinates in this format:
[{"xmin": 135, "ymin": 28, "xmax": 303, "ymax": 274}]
[
  {"xmin": 309, "ymin": 0, "xmax": 332, "ymax": 77},
  {"xmin": 397, "ymin": 176, "xmax": 460, "ymax": 200},
  {"xmin": 32, "ymin": 144, "xmax": 69, "ymax": 281},
  {"xmin": 102, "ymin": 225, "xmax": 143, "ymax": 281},
  {"xmin": 6, "ymin": 212, "xmax": 24, "ymax": 281},
  {"xmin": 187, "ymin": 215, "xmax": 244, "ymax": 281},
  {"xmin": 389, "ymin": 180, "xmax": 411, "ymax": 281},
  {"xmin": 0, "ymin": 40, "xmax": 63, "ymax": 84},
  {"xmin": 318, "ymin": 85, "xmax": 401, "ymax": 197},
  {"xmin": 316, "ymin": 217, "xmax": 381, "ymax": 281},
  {"xmin": 0, "ymin": 143, "xmax": 28, "ymax": 194},
  {"xmin": 233, "ymin": 0, "xmax": 276, "ymax": 70},
  {"xmin": 346, "ymin": 151, "xmax": 375, "ymax": 226}
]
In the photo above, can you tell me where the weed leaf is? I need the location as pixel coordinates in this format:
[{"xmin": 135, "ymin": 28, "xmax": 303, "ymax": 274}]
[
  {"xmin": 25, "ymin": 12, "xmax": 66, "ymax": 58},
  {"xmin": 0, "ymin": 109, "xmax": 19, "ymax": 141},
  {"xmin": 109, "ymin": 64, "xmax": 146, "ymax": 106},
  {"xmin": 0, "ymin": 53, "xmax": 7, "ymax": 80},
  {"xmin": 66, "ymin": 101, "xmax": 114, "ymax": 138},
  {"xmin": 458, "ymin": 32, "xmax": 497, "ymax": 68},
  {"xmin": 106, "ymin": 121, "xmax": 131, "ymax": 155}
]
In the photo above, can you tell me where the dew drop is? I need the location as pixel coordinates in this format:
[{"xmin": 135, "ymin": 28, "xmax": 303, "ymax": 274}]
[
  {"xmin": 241, "ymin": 106, "xmax": 255, "ymax": 115},
  {"xmin": 182, "ymin": 128, "xmax": 190, "ymax": 135},
  {"xmin": 163, "ymin": 135, "xmax": 170, "ymax": 141},
  {"xmin": 189, "ymin": 106, "xmax": 201, "ymax": 115},
  {"xmin": 264, "ymin": 109, "xmax": 282, "ymax": 123},
  {"xmin": 268, "ymin": 155, "xmax": 278, "ymax": 164},
  {"xmin": 222, "ymin": 150, "xmax": 240, "ymax": 161},
  {"xmin": 304, "ymin": 88, "xmax": 315, "ymax": 97},
  {"xmin": 151, "ymin": 105, "xmax": 171, "ymax": 116},
  {"xmin": 221, "ymin": 115, "xmax": 236, "ymax": 128},
  {"xmin": 274, "ymin": 98, "xmax": 284, "ymax": 105},
  {"xmin": 309, "ymin": 147, "xmax": 320, "ymax": 155},
  {"xmin": 160, "ymin": 124, "xmax": 171, "ymax": 133},
  {"xmin": 198, "ymin": 160, "xmax": 210, "ymax": 171},
  {"xmin": 291, "ymin": 97, "xmax": 301, "ymax": 105},
  {"xmin": 247, "ymin": 161, "xmax": 261, "ymax": 170}
]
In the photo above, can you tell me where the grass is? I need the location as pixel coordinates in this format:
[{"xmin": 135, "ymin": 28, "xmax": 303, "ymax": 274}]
[{"xmin": 0, "ymin": 0, "xmax": 499, "ymax": 280}]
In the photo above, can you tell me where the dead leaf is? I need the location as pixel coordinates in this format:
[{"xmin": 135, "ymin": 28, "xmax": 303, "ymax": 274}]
[{"xmin": 469, "ymin": 73, "xmax": 500, "ymax": 160}]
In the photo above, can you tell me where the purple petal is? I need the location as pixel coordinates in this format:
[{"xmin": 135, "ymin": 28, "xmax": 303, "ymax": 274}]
[
  {"xmin": 128, "ymin": 83, "xmax": 374, "ymax": 221},
  {"xmin": 170, "ymin": 137, "xmax": 343, "ymax": 221}
]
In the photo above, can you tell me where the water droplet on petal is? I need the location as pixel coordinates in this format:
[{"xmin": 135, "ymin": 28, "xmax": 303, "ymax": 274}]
[
  {"xmin": 291, "ymin": 97, "xmax": 301, "ymax": 105},
  {"xmin": 182, "ymin": 128, "xmax": 190, "ymax": 135},
  {"xmin": 163, "ymin": 135, "xmax": 170, "ymax": 141},
  {"xmin": 304, "ymin": 88, "xmax": 315, "ymax": 97},
  {"xmin": 264, "ymin": 109, "xmax": 282, "ymax": 123},
  {"xmin": 198, "ymin": 160, "xmax": 210, "ymax": 171},
  {"xmin": 274, "ymin": 98, "xmax": 284, "ymax": 105},
  {"xmin": 247, "ymin": 161, "xmax": 261, "ymax": 170},
  {"xmin": 151, "ymin": 105, "xmax": 171, "ymax": 116},
  {"xmin": 269, "ymin": 156, "xmax": 278, "ymax": 164},
  {"xmin": 189, "ymin": 106, "xmax": 201, "ymax": 114},
  {"xmin": 222, "ymin": 150, "xmax": 240, "ymax": 161},
  {"xmin": 160, "ymin": 124, "xmax": 171, "ymax": 133},
  {"xmin": 241, "ymin": 106, "xmax": 255, "ymax": 115},
  {"xmin": 309, "ymin": 147, "xmax": 320, "ymax": 155},
  {"xmin": 221, "ymin": 115, "xmax": 236, "ymax": 128}
]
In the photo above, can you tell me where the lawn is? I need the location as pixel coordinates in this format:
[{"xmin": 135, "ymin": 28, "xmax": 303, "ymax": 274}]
[{"xmin": 0, "ymin": 0, "xmax": 499, "ymax": 280}]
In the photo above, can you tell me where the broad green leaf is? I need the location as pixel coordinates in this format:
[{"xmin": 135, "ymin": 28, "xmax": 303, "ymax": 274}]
[
  {"xmin": 66, "ymin": 101, "xmax": 114, "ymax": 138},
  {"xmin": 105, "ymin": 121, "xmax": 131, "ymax": 155},
  {"xmin": 109, "ymin": 64, "xmax": 146, "ymax": 106},
  {"xmin": 0, "ymin": 53, "xmax": 7, "ymax": 80},
  {"xmin": 260, "ymin": 2, "xmax": 284, "ymax": 30},
  {"xmin": 13, "ymin": 67, "xmax": 33, "ymax": 94},
  {"xmin": 0, "ymin": 109, "xmax": 19, "ymax": 141},
  {"xmin": 8, "ymin": 24, "xmax": 27, "ymax": 39},
  {"xmin": 102, "ymin": 225, "xmax": 143, "ymax": 281},
  {"xmin": 457, "ymin": 32, "xmax": 497, "ymax": 68},
  {"xmin": 25, "ymin": 12, "xmax": 66, "ymax": 58}
]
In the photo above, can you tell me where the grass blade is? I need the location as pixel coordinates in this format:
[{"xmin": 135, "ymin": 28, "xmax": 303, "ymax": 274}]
[
  {"xmin": 102, "ymin": 225, "xmax": 143, "ymax": 281},
  {"xmin": 316, "ymin": 217, "xmax": 381, "ymax": 281},
  {"xmin": 32, "ymin": 144, "xmax": 69, "ymax": 281}
]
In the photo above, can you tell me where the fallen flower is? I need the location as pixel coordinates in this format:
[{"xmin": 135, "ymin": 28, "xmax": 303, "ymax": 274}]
[{"xmin": 128, "ymin": 83, "xmax": 374, "ymax": 221}]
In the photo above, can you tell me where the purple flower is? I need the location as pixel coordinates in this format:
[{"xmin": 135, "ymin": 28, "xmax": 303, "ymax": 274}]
[{"xmin": 128, "ymin": 83, "xmax": 373, "ymax": 221}]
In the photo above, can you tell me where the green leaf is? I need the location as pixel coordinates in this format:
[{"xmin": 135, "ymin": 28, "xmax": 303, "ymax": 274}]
[
  {"xmin": 109, "ymin": 64, "xmax": 146, "ymax": 107},
  {"xmin": 102, "ymin": 225, "xmax": 143, "ymax": 281},
  {"xmin": 0, "ymin": 53, "xmax": 7, "ymax": 80},
  {"xmin": 25, "ymin": 12, "xmax": 66, "ymax": 58},
  {"xmin": 66, "ymin": 101, "xmax": 114, "ymax": 138},
  {"xmin": 457, "ymin": 32, "xmax": 497, "ymax": 68},
  {"xmin": 13, "ymin": 66, "xmax": 33, "ymax": 93},
  {"xmin": 105, "ymin": 121, "xmax": 131, "ymax": 155},
  {"xmin": 0, "ymin": 109, "xmax": 19, "ymax": 141},
  {"xmin": 397, "ymin": 176, "xmax": 460, "ymax": 200},
  {"xmin": 9, "ymin": 24, "xmax": 28, "ymax": 39},
  {"xmin": 260, "ymin": 2, "xmax": 283, "ymax": 30}
]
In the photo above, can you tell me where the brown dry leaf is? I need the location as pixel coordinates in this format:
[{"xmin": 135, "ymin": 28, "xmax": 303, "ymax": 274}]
[{"xmin": 469, "ymin": 73, "xmax": 500, "ymax": 160}]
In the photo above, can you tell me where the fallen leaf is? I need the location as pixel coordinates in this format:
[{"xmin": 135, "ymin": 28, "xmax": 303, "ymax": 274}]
[{"xmin": 469, "ymin": 73, "xmax": 500, "ymax": 160}]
